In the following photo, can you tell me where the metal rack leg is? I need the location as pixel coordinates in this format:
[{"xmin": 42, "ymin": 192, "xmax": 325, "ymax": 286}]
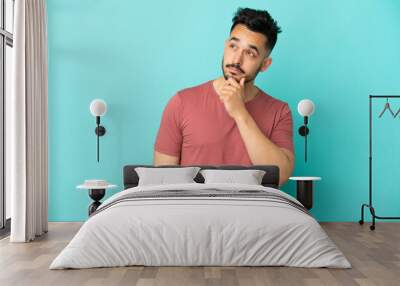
[
  {"xmin": 359, "ymin": 204, "xmax": 367, "ymax": 225},
  {"xmin": 360, "ymin": 203, "xmax": 400, "ymax": 230},
  {"xmin": 370, "ymin": 206, "xmax": 376, "ymax": 231},
  {"xmin": 359, "ymin": 203, "xmax": 376, "ymax": 230}
]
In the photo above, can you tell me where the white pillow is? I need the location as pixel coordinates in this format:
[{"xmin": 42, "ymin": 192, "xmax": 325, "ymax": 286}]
[
  {"xmin": 200, "ymin": 169, "xmax": 266, "ymax": 185},
  {"xmin": 135, "ymin": 167, "xmax": 201, "ymax": 186}
]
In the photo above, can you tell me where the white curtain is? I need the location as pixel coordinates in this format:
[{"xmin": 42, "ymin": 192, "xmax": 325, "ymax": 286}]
[{"xmin": 8, "ymin": 0, "xmax": 48, "ymax": 242}]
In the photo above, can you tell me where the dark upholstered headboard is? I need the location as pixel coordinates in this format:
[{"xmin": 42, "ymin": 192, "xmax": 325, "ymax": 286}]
[{"xmin": 123, "ymin": 165, "xmax": 280, "ymax": 189}]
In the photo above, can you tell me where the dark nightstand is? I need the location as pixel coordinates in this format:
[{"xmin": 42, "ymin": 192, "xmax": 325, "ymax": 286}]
[
  {"xmin": 77, "ymin": 180, "xmax": 117, "ymax": 216},
  {"xmin": 289, "ymin": 176, "xmax": 321, "ymax": 210}
]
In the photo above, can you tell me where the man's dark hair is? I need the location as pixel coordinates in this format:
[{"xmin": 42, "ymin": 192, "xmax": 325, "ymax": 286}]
[{"xmin": 230, "ymin": 8, "xmax": 281, "ymax": 53}]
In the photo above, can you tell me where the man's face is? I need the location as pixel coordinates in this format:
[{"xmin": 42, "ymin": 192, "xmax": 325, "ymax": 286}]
[{"xmin": 222, "ymin": 24, "xmax": 272, "ymax": 83}]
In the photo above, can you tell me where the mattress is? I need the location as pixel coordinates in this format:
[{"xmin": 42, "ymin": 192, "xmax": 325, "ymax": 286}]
[{"xmin": 50, "ymin": 183, "xmax": 351, "ymax": 269}]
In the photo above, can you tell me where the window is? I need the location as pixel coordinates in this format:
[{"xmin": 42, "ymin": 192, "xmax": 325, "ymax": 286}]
[{"xmin": 0, "ymin": 0, "xmax": 14, "ymax": 234}]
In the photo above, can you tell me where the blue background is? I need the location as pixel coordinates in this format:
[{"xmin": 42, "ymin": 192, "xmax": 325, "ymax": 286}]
[{"xmin": 46, "ymin": 0, "xmax": 400, "ymax": 221}]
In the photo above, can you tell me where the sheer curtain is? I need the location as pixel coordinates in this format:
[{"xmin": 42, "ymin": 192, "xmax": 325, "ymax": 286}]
[{"xmin": 8, "ymin": 0, "xmax": 48, "ymax": 242}]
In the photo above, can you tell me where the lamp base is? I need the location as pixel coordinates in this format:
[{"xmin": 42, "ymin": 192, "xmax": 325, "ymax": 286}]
[
  {"xmin": 95, "ymin": 126, "xmax": 106, "ymax": 136},
  {"xmin": 298, "ymin": 126, "xmax": 309, "ymax": 136}
]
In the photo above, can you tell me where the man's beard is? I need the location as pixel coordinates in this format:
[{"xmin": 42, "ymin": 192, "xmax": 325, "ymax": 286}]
[{"xmin": 221, "ymin": 58, "xmax": 262, "ymax": 83}]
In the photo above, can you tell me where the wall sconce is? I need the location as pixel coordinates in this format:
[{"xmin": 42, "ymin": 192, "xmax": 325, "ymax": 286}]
[
  {"xmin": 297, "ymin": 99, "xmax": 315, "ymax": 162},
  {"xmin": 89, "ymin": 99, "xmax": 107, "ymax": 162}
]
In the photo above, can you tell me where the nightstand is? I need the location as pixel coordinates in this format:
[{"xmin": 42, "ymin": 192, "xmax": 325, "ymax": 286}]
[
  {"xmin": 289, "ymin": 177, "xmax": 321, "ymax": 210},
  {"xmin": 77, "ymin": 180, "xmax": 117, "ymax": 216}
]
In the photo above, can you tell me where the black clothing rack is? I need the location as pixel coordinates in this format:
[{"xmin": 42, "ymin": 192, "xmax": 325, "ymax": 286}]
[{"xmin": 359, "ymin": 95, "xmax": 400, "ymax": 230}]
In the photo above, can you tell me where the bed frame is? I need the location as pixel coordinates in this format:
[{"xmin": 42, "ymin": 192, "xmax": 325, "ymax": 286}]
[{"xmin": 123, "ymin": 165, "xmax": 280, "ymax": 189}]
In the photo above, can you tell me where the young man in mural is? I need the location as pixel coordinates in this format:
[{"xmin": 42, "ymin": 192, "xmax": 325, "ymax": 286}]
[{"xmin": 153, "ymin": 8, "xmax": 294, "ymax": 185}]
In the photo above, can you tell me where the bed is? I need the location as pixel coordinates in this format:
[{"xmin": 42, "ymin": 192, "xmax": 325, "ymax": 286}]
[{"xmin": 50, "ymin": 165, "xmax": 351, "ymax": 269}]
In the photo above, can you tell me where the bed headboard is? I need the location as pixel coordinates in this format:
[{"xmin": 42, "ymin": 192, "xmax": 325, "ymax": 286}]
[{"xmin": 123, "ymin": 165, "xmax": 280, "ymax": 189}]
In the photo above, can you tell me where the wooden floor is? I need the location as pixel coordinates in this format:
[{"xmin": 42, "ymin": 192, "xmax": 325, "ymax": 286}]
[{"xmin": 0, "ymin": 222, "xmax": 399, "ymax": 286}]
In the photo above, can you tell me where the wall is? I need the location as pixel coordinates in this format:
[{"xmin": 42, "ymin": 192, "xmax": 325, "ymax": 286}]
[{"xmin": 47, "ymin": 0, "xmax": 400, "ymax": 221}]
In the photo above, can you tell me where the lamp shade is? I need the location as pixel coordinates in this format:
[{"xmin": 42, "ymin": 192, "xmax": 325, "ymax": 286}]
[
  {"xmin": 297, "ymin": 99, "xmax": 315, "ymax": 117},
  {"xmin": 90, "ymin": 99, "xmax": 107, "ymax": 117}
]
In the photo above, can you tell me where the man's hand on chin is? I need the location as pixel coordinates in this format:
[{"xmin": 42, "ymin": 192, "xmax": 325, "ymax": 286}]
[{"xmin": 219, "ymin": 77, "xmax": 248, "ymax": 120}]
